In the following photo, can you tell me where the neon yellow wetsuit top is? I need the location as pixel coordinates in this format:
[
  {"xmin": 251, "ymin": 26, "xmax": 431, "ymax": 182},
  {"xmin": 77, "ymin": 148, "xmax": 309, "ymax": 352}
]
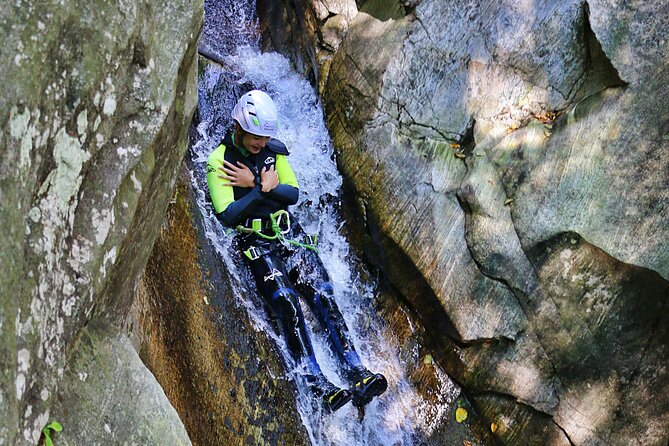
[{"xmin": 206, "ymin": 132, "xmax": 299, "ymax": 227}]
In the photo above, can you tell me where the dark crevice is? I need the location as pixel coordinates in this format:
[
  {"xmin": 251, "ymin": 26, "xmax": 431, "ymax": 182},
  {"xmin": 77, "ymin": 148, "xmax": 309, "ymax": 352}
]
[
  {"xmin": 472, "ymin": 390, "xmax": 574, "ymax": 446},
  {"xmin": 400, "ymin": 0, "xmax": 420, "ymax": 15},
  {"xmin": 132, "ymin": 38, "xmax": 148, "ymax": 69},
  {"xmin": 570, "ymin": 1, "xmax": 628, "ymax": 103},
  {"xmin": 552, "ymin": 419, "xmax": 577, "ymax": 446},
  {"xmin": 318, "ymin": 11, "xmax": 337, "ymax": 27},
  {"xmin": 457, "ymin": 335, "xmax": 517, "ymax": 348},
  {"xmin": 583, "ymin": 1, "xmax": 627, "ymax": 86},
  {"xmin": 459, "ymin": 117, "xmax": 476, "ymax": 157}
]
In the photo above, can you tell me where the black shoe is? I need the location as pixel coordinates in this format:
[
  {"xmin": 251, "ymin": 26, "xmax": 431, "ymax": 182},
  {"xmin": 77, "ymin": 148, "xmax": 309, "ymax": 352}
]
[
  {"xmin": 322, "ymin": 386, "xmax": 353, "ymax": 412},
  {"xmin": 351, "ymin": 370, "xmax": 387, "ymax": 407},
  {"xmin": 309, "ymin": 377, "xmax": 353, "ymax": 412}
]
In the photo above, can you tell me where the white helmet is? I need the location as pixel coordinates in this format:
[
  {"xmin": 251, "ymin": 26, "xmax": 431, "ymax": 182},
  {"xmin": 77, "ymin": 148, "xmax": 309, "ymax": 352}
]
[{"xmin": 232, "ymin": 90, "xmax": 278, "ymax": 137}]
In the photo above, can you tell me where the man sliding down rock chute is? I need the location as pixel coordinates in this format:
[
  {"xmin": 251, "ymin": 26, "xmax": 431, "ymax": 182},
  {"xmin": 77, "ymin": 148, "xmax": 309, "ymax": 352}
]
[{"xmin": 206, "ymin": 90, "xmax": 387, "ymax": 413}]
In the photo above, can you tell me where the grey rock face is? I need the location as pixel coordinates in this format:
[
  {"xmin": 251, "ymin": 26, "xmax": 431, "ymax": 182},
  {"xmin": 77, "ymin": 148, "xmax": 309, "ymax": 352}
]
[
  {"xmin": 1, "ymin": 1, "xmax": 202, "ymax": 444},
  {"xmin": 320, "ymin": 0, "xmax": 669, "ymax": 444},
  {"xmin": 50, "ymin": 321, "xmax": 191, "ymax": 446}
]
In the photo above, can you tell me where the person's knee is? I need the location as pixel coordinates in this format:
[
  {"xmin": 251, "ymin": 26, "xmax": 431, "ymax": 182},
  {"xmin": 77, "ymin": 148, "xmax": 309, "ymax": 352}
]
[{"xmin": 272, "ymin": 288, "xmax": 301, "ymax": 322}]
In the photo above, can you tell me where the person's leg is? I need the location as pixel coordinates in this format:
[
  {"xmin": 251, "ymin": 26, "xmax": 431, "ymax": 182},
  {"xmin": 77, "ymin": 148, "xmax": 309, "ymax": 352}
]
[
  {"xmin": 289, "ymin": 250, "xmax": 388, "ymax": 406},
  {"xmin": 293, "ymin": 272, "xmax": 365, "ymax": 379},
  {"xmin": 281, "ymin": 218, "xmax": 388, "ymax": 407},
  {"xmin": 247, "ymin": 246, "xmax": 319, "ymax": 372},
  {"xmin": 244, "ymin": 242, "xmax": 351, "ymax": 411},
  {"xmin": 287, "ymin": 248, "xmax": 363, "ymax": 369}
]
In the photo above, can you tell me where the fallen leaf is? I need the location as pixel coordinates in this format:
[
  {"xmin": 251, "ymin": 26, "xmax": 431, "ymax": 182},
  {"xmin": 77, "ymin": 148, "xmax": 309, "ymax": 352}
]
[
  {"xmin": 538, "ymin": 111, "xmax": 558, "ymax": 124},
  {"xmin": 423, "ymin": 354, "xmax": 434, "ymax": 365},
  {"xmin": 504, "ymin": 198, "xmax": 514, "ymax": 206},
  {"xmin": 454, "ymin": 152, "xmax": 465, "ymax": 159},
  {"xmin": 203, "ymin": 296, "xmax": 209, "ymax": 305},
  {"xmin": 47, "ymin": 422, "xmax": 63, "ymax": 432},
  {"xmin": 451, "ymin": 142, "xmax": 461, "ymax": 149},
  {"xmin": 456, "ymin": 407, "xmax": 468, "ymax": 423},
  {"xmin": 506, "ymin": 124, "xmax": 519, "ymax": 134},
  {"xmin": 491, "ymin": 422, "xmax": 497, "ymax": 433},
  {"xmin": 463, "ymin": 440, "xmax": 473, "ymax": 446}
]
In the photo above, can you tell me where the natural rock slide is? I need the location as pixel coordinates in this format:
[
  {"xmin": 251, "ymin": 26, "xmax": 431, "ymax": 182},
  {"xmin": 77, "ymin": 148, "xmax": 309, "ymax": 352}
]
[
  {"xmin": 2, "ymin": 0, "xmax": 667, "ymax": 445},
  {"xmin": 275, "ymin": 0, "xmax": 668, "ymax": 444},
  {"xmin": 158, "ymin": 0, "xmax": 484, "ymax": 442}
]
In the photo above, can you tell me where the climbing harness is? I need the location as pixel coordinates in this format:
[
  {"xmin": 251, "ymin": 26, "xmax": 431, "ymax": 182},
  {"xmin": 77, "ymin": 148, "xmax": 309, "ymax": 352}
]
[{"xmin": 237, "ymin": 210, "xmax": 319, "ymax": 260}]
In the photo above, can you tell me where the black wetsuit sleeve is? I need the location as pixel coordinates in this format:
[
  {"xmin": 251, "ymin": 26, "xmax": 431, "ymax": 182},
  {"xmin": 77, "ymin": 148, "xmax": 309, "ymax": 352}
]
[
  {"xmin": 216, "ymin": 186, "xmax": 263, "ymax": 227},
  {"xmin": 265, "ymin": 184, "xmax": 299, "ymax": 205}
]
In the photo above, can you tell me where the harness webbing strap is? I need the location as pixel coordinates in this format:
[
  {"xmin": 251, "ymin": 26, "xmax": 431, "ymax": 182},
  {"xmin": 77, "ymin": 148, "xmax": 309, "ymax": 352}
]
[
  {"xmin": 236, "ymin": 210, "xmax": 319, "ymax": 253},
  {"xmin": 243, "ymin": 246, "xmax": 266, "ymax": 260}
]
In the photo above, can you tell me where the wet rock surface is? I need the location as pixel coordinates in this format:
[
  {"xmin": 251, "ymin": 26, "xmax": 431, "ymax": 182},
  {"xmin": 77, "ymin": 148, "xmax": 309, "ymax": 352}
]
[
  {"xmin": 262, "ymin": 0, "xmax": 669, "ymax": 443},
  {"xmin": 129, "ymin": 168, "xmax": 310, "ymax": 445}
]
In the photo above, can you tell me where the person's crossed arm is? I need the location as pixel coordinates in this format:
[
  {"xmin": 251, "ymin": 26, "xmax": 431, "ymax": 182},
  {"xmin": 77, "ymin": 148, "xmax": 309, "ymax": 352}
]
[
  {"xmin": 217, "ymin": 160, "xmax": 279, "ymax": 192},
  {"xmin": 207, "ymin": 153, "xmax": 299, "ymax": 227},
  {"xmin": 217, "ymin": 160, "xmax": 255, "ymax": 188}
]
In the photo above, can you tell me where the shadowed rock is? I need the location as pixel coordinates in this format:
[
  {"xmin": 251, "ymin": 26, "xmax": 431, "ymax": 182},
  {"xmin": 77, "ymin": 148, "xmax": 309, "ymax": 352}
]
[
  {"xmin": 257, "ymin": 0, "xmax": 669, "ymax": 443},
  {"xmin": 129, "ymin": 168, "xmax": 310, "ymax": 445}
]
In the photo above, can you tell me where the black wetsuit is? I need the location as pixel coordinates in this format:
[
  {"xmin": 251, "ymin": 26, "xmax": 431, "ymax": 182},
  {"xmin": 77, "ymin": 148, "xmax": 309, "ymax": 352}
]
[{"xmin": 206, "ymin": 133, "xmax": 365, "ymax": 383}]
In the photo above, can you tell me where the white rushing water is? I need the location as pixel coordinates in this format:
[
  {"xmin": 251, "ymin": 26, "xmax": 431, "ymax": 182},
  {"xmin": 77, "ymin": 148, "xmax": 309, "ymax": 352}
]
[{"xmin": 190, "ymin": 2, "xmax": 461, "ymax": 444}]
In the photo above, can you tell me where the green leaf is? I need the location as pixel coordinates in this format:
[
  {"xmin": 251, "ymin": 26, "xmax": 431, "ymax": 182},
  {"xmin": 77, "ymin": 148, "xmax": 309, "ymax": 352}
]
[
  {"xmin": 44, "ymin": 431, "xmax": 53, "ymax": 446},
  {"xmin": 47, "ymin": 421, "xmax": 63, "ymax": 432}
]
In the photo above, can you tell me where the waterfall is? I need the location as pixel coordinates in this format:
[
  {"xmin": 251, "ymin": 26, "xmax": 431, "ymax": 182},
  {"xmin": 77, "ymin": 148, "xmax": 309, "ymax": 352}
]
[{"xmin": 190, "ymin": 1, "xmax": 461, "ymax": 444}]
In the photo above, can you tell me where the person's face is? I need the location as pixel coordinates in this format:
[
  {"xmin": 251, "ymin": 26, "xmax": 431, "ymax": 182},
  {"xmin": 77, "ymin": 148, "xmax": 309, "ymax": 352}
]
[{"xmin": 242, "ymin": 132, "xmax": 270, "ymax": 154}]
